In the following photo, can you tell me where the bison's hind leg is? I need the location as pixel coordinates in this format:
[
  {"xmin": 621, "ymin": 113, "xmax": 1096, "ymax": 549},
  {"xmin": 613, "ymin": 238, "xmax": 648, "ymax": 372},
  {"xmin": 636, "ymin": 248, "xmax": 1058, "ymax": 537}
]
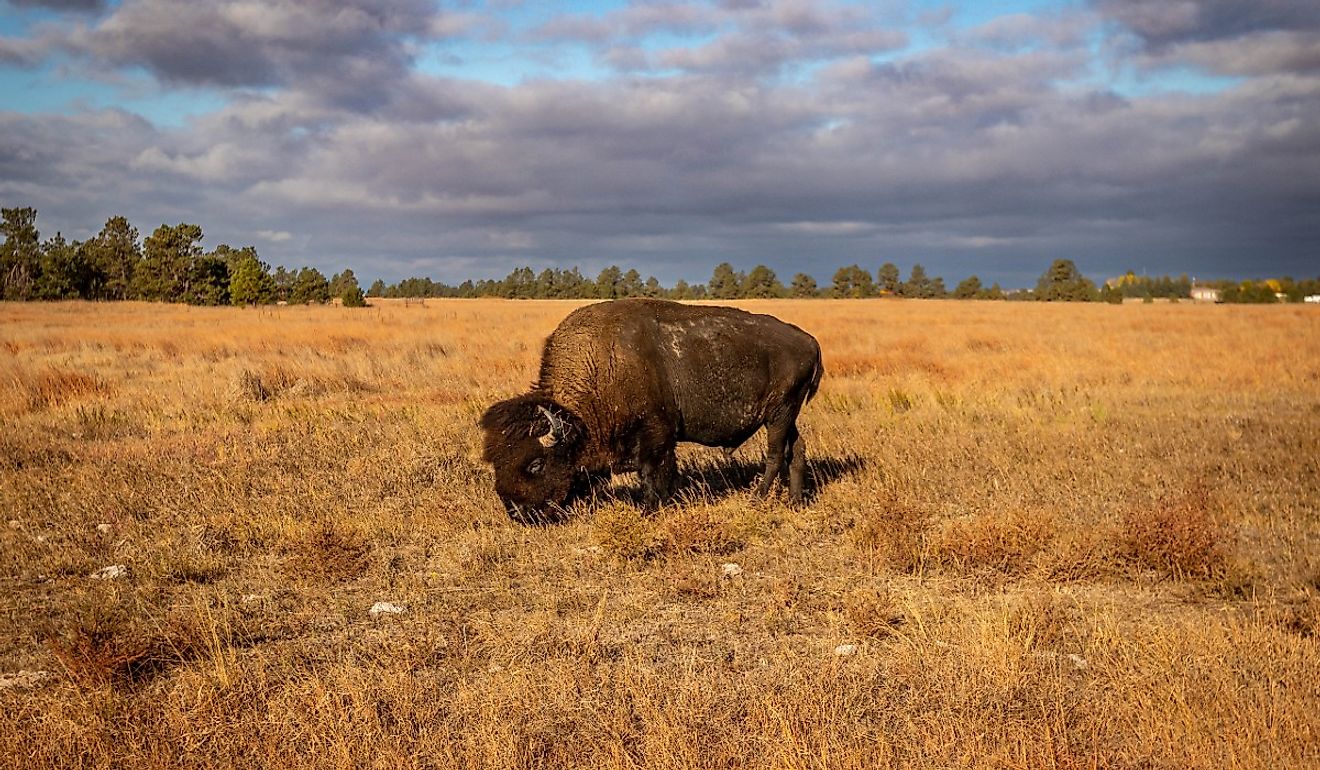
[
  {"xmin": 773, "ymin": 424, "xmax": 808, "ymax": 503},
  {"xmin": 786, "ymin": 430, "xmax": 807, "ymax": 503},
  {"xmin": 755, "ymin": 416, "xmax": 797, "ymax": 499}
]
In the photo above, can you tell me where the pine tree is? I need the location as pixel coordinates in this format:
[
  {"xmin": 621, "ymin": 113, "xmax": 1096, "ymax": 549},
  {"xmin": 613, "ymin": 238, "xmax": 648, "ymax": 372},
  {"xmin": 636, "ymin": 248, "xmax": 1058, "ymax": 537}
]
[
  {"xmin": 133, "ymin": 223, "xmax": 204, "ymax": 302},
  {"xmin": 742, "ymin": 265, "xmax": 784, "ymax": 298},
  {"xmin": 290, "ymin": 267, "xmax": 330, "ymax": 304},
  {"xmin": 187, "ymin": 254, "xmax": 230, "ymax": 305},
  {"xmin": 329, "ymin": 268, "xmax": 363, "ymax": 304},
  {"xmin": 84, "ymin": 216, "xmax": 140, "ymax": 300},
  {"xmin": 35, "ymin": 233, "xmax": 94, "ymax": 299},
  {"xmin": 831, "ymin": 265, "xmax": 873, "ymax": 298},
  {"xmin": 230, "ymin": 254, "xmax": 276, "ymax": 305},
  {"xmin": 900, "ymin": 264, "xmax": 931, "ymax": 298},
  {"xmin": 953, "ymin": 275, "xmax": 983, "ymax": 299},
  {"xmin": 877, "ymin": 262, "xmax": 900, "ymax": 295},
  {"xmin": 709, "ymin": 262, "xmax": 744, "ymax": 299},
  {"xmin": 1, "ymin": 207, "xmax": 41, "ymax": 300},
  {"xmin": 596, "ymin": 266, "xmax": 623, "ymax": 299},
  {"xmin": 620, "ymin": 268, "xmax": 644, "ymax": 297},
  {"xmin": 790, "ymin": 272, "xmax": 818, "ymax": 298},
  {"xmin": 1036, "ymin": 259, "xmax": 1098, "ymax": 301}
]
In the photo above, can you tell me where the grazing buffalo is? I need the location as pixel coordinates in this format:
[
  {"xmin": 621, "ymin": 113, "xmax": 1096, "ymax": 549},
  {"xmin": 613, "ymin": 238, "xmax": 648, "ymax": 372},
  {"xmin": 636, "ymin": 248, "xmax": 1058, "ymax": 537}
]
[{"xmin": 480, "ymin": 298, "xmax": 823, "ymax": 523}]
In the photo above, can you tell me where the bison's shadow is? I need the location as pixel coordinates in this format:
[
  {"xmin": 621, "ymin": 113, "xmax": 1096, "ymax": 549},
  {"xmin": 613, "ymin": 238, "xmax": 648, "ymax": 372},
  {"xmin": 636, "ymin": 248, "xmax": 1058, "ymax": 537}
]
[{"xmin": 600, "ymin": 449, "xmax": 867, "ymax": 508}]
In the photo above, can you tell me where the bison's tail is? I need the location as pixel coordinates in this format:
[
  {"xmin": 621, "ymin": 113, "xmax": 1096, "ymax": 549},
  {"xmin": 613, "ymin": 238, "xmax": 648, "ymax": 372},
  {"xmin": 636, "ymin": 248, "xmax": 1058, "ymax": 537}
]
[{"xmin": 804, "ymin": 347, "xmax": 824, "ymax": 405}]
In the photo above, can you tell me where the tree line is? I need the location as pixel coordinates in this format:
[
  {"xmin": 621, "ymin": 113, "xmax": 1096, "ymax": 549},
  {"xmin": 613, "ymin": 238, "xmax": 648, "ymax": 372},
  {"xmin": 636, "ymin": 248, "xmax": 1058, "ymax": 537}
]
[
  {"xmin": 4, "ymin": 206, "xmax": 1315, "ymax": 305},
  {"xmin": 370, "ymin": 259, "xmax": 1152, "ymax": 303},
  {"xmin": 372, "ymin": 261, "xmax": 1032, "ymax": 300},
  {"xmin": 0, "ymin": 207, "xmax": 365, "ymax": 306}
]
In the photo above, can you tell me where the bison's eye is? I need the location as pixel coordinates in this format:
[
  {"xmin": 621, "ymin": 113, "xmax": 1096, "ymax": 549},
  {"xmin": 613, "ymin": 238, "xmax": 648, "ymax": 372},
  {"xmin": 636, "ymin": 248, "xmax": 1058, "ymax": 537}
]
[{"xmin": 526, "ymin": 458, "xmax": 545, "ymax": 476}]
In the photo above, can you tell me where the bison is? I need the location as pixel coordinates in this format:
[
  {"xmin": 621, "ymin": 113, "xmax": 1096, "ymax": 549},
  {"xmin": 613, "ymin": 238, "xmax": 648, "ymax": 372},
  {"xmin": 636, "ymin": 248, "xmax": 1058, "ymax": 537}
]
[{"xmin": 480, "ymin": 298, "xmax": 823, "ymax": 523}]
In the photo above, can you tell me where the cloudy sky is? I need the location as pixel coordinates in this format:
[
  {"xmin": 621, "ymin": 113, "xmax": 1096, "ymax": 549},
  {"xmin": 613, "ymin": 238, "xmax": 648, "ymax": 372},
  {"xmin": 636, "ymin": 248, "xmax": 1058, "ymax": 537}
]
[{"xmin": 1, "ymin": 0, "xmax": 1317, "ymax": 287}]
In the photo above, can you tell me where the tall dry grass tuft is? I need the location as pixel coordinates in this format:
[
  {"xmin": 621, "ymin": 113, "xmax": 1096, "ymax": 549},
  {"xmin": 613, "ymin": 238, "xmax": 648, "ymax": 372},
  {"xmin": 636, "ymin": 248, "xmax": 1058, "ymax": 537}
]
[
  {"xmin": 1120, "ymin": 485, "xmax": 1228, "ymax": 580},
  {"xmin": 851, "ymin": 496, "xmax": 930, "ymax": 573},
  {"xmin": 8, "ymin": 367, "xmax": 110, "ymax": 411},
  {"xmin": 280, "ymin": 521, "xmax": 373, "ymax": 583},
  {"xmin": 932, "ymin": 508, "xmax": 1056, "ymax": 575}
]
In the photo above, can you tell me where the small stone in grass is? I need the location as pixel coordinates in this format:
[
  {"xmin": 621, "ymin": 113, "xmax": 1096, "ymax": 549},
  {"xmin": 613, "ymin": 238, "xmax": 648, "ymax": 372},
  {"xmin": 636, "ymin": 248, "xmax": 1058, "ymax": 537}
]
[
  {"xmin": 0, "ymin": 670, "xmax": 51, "ymax": 690},
  {"xmin": 369, "ymin": 601, "xmax": 405, "ymax": 616}
]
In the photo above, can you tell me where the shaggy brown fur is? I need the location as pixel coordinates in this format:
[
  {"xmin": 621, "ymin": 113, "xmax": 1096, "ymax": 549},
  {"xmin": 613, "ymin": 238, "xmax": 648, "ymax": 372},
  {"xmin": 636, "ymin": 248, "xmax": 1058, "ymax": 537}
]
[{"xmin": 481, "ymin": 299, "xmax": 822, "ymax": 522}]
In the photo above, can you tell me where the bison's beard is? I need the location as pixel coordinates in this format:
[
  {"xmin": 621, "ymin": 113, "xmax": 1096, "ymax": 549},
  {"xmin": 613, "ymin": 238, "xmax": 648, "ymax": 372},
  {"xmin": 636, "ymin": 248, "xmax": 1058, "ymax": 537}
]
[{"xmin": 501, "ymin": 470, "xmax": 593, "ymax": 525}]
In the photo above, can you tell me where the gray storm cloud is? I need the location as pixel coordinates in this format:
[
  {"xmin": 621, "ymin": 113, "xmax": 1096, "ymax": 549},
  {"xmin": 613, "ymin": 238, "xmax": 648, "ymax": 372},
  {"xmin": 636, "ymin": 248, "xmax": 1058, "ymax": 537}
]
[{"xmin": 0, "ymin": 0, "xmax": 1316, "ymax": 285}]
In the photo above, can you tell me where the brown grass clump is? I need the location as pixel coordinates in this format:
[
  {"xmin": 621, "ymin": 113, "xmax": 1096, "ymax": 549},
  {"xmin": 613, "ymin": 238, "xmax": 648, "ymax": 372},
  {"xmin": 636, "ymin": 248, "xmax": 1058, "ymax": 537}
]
[
  {"xmin": 230, "ymin": 368, "xmax": 269, "ymax": 402},
  {"xmin": 47, "ymin": 623, "xmax": 172, "ymax": 688},
  {"xmin": 280, "ymin": 521, "xmax": 373, "ymax": 582},
  {"xmin": 655, "ymin": 506, "xmax": 744, "ymax": 556},
  {"xmin": 852, "ymin": 498, "xmax": 930, "ymax": 573},
  {"xmin": 1120, "ymin": 486, "xmax": 1228, "ymax": 579},
  {"xmin": 843, "ymin": 588, "xmax": 906, "ymax": 639},
  {"xmin": 44, "ymin": 601, "xmax": 234, "ymax": 689},
  {"xmin": 590, "ymin": 504, "xmax": 743, "ymax": 560},
  {"xmin": 591, "ymin": 503, "xmax": 660, "ymax": 560},
  {"xmin": 933, "ymin": 508, "xmax": 1056, "ymax": 575},
  {"xmin": 9, "ymin": 366, "xmax": 110, "ymax": 411}
]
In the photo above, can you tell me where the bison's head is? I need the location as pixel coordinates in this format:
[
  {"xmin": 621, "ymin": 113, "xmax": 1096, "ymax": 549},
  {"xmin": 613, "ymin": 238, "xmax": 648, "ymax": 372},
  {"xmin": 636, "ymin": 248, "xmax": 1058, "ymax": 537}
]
[{"xmin": 479, "ymin": 394, "xmax": 588, "ymax": 523}]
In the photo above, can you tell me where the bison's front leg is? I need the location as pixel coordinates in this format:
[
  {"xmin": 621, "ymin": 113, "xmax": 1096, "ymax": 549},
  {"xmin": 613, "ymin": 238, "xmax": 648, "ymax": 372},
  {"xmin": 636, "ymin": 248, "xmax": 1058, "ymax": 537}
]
[{"xmin": 638, "ymin": 446, "xmax": 677, "ymax": 510}]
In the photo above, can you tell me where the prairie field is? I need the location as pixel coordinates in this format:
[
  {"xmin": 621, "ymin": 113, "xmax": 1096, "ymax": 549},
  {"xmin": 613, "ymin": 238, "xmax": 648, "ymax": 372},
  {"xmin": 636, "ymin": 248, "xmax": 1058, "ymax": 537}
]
[{"xmin": 1, "ymin": 298, "xmax": 1318, "ymax": 770}]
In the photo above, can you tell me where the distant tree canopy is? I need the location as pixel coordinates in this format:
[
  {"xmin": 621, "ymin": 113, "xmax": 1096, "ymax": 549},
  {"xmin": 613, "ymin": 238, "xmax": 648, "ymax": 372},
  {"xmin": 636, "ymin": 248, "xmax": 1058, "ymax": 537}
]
[
  {"xmin": 831, "ymin": 264, "xmax": 874, "ymax": 298},
  {"xmin": 1109, "ymin": 271, "xmax": 1191, "ymax": 299},
  {"xmin": 0, "ymin": 208, "xmax": 365, "ymax": 308},
  {"xmin": 876, "ymin": 262, "xmax": 900, "ymax": 295},
  {"xmin": 899, "ymin": 263, "xmax": 946, "ymax": 299},
  {"xmin": 5, "ymin": 206, "xmax": 1314, "ymax": 307},
  {"xmin": 2, "ymin": 207, "xmax": 42, "ymax": 300},
  {"xmin": 1036, "ymin": 259, "xmax": 1099, "ymax": 302},
  {"xmin": 230, "ymin": 253, "xmax": 277, "ymax": 306}
]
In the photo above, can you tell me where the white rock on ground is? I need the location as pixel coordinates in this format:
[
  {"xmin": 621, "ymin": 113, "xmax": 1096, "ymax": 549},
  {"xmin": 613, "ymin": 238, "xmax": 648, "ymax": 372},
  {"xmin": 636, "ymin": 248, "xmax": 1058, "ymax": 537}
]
[
  {"xmin": 369, "ymin": 602, "xmax": 406, "ymax": 616},
  {"xmin": 90, "ymin": 564, "xmax": 127, "ymax": 580},
  {"xmin": 0, "ymin": 670, "xmax": 51, "ymax": 689}
]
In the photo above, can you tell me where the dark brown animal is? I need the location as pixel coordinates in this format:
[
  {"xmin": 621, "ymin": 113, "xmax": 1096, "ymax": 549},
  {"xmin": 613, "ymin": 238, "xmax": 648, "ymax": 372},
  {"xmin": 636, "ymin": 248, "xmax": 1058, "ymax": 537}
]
[{"xmin": 480, "ymin": 298, "xmax": 822, "ymax": 522}]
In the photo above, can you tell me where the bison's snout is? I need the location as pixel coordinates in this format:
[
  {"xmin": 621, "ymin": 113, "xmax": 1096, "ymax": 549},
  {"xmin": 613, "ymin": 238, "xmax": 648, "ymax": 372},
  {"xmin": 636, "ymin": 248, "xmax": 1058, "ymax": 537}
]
[{"xmin": 501, "ymin": 497, "xmax": 569, "ymax": 526}]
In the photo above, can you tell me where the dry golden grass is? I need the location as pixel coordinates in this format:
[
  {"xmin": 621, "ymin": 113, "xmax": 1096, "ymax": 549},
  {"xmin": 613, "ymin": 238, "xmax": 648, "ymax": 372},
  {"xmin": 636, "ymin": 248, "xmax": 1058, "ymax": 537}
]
[{"xmin": 1, "ymin": 298, "xmax": 1318, "ymax": 769}]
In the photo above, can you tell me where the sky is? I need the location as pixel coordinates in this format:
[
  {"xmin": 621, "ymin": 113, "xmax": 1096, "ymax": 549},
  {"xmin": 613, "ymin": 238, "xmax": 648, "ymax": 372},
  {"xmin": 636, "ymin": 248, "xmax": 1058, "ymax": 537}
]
[{"xmin": 1, "ymin": 0, "xmax": 1317, "ymax": 288}]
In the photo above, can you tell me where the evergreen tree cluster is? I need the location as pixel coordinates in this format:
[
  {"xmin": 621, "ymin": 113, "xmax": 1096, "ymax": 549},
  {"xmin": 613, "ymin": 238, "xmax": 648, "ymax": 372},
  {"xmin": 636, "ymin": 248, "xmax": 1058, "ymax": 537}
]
[
  {"xmin": 1107, "ymin": 272, "xmax": 1193, "ymax": 300},
  {"xmin": 1212, "ymin": 277, "xmax": 1320, "ymax": 304},
  {"xmin": 367, "ymin": 261, "xmax": 1011, "ymax": 301},
  {"xmin": 0, "ymin": 208, "xmax": 364, "ymax": 306},
  {"xmin": 7, "ymin": 206, "xmax": 1314, "ymax": 307}
]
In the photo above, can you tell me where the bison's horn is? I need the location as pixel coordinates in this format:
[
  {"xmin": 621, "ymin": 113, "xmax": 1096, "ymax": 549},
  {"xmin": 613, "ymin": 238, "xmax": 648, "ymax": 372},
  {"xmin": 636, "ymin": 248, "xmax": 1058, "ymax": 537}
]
[{"xmin": 536, "ymin": 405, "xmax": 566, "ymax": 447}]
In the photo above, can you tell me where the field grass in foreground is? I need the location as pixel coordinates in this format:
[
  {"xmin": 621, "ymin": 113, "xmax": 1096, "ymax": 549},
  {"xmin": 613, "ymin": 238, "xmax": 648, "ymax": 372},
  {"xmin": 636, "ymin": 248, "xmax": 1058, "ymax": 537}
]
[{"xmin": 1, "ymin": 298, "xmax": 1318, "ymax": 769}]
